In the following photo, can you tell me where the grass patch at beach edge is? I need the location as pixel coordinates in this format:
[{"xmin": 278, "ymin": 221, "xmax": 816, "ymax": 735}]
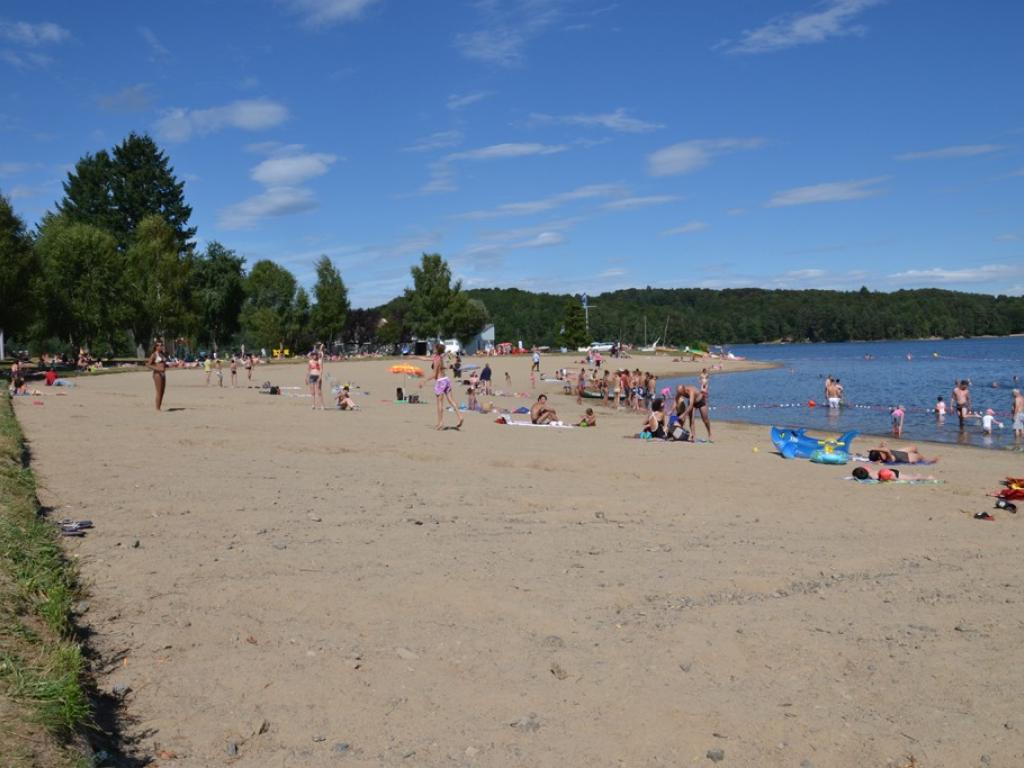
[{"xmin": 0, "ymin": 390, "xmax": 90, "ymax": 767}]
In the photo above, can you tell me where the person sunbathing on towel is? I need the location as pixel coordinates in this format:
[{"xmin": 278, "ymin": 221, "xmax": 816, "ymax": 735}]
[
  {"xmin": 866, "ymin": 442, "xmax": 937, "ymax": 464},
  {"xmin": 530, "ymin": 394, "xmax": 558, "ymax": 424},
  {"xmin": 852, "ymin": 466, "xmax": 935, "ymax": 482}
]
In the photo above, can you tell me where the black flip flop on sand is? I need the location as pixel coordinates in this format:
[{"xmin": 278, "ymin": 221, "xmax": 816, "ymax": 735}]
[{"xmin": 57, "ymin": 519, "xmax": 93, "ymax": 533}]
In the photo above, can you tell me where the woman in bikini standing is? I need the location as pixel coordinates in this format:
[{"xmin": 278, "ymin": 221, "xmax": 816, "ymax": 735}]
[
  {"xmin": 307, "ymin": 346, "xmax": 325, "ymax": 410},
  {"xmin": 431, "ymin": 342, "xmax": 462, "ymax": 430},
  {"xmin": 146, "ymin": 339, "xmax": 168, "ymax": 411}
]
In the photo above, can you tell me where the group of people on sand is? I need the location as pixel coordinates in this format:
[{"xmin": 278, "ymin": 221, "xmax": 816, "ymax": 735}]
[
  {"xmin": 561, "ymin": 366, "xmax": 669, "ymax": 413},
  {"xmin": 525, "ymin": 394, "xmax": 596, "ymax": 428},
  {"xmin": 636, "ymin": 381, "xmax": 713, "ymax": 442},
  {"xmin": 307, "ymin": 344, "xmax": 359, "ymax": 411},
  {"xmin": 201, "ymin": 353, "xmax": 257, "ymax": 389}
]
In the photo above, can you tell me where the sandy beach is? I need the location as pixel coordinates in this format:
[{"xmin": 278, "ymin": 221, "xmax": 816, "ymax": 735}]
[{"xmin": 13, "ymin": 354, "xmax": 1024, "ymax": 767}]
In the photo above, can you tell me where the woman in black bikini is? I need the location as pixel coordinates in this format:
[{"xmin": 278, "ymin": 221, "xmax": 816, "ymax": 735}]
[
  {"xmin": 146, "ymin": 339, "xmax": 167, "ymax": 411},
  {"xmin": 642, "ymin": 398, "xmax": 668, "ymax": 438}
]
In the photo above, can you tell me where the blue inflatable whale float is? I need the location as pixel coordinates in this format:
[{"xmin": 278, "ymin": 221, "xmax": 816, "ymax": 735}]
[{"xmin": 770, "ymin": 426, "xmax": 858, "ymax": 460}]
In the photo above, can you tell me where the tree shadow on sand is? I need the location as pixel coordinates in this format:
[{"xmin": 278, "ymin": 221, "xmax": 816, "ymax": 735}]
[{"xmin": 78, "ymin": 627, "xmax": 158, "ymax": 766}]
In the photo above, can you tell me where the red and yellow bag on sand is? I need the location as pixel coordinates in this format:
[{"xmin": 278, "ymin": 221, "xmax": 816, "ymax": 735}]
[
  {"xmin": 997, "ymin": 488, "xmax": 1024, "ymax": 500},
  {"xmin": 1004, "ymin": 478, "xmax": 1024, "ymax": 489}
]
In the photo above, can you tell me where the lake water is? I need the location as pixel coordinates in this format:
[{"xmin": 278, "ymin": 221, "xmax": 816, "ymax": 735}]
[{"xmin": 662, "ymin": 337, "xmax": 1024, "ymax": 450}]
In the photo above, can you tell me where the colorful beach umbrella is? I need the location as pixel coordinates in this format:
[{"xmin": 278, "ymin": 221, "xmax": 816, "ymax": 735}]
[{"xmin": 389, "ymin": 364, "xmax": 424, "ymax": 377}]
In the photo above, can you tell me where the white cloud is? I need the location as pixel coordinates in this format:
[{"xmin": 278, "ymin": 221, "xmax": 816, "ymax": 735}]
[
  {"xmin": 153, "ymin": 99, "xmax": 289, "ymax": 142},
  {"xmin": 895, "ymin": 144, "xmax": 1003, "ymax": 161},
  {"xmin": 765, "ymin": 176, "xmax": 887, "ymax": 207},
  {"xmin": 97, "ymin": 83, "xmax": 153, "ymax": 113},
  {"xmin": 0, "ymin": 161, "xmax": 35, "ymax": 176},
  {"xmin": 1010, "ymin": 167, "xmax": 1024, "ymax": 177},
  {"xmin": 602, "ymin": 195, "xmax": 679, "ymax": 211},
  {"xmin": 446, "ymin": 142, "xmax": 566, "ymax": 161},
  {"xmin": 0, "ymin": 23, "xmax": 65, "ymax": 71},
  {"xmin": 887, "ymin": 264, "xmax": 1024, "ymax": 286},
  {"xmin": 663, "ymin": 220, "xmax": 708, "ymax": 235},
  {"xmin": 692, "ymin": 261, "xmax": 1024, "ymax": 293},
  {"xmin": 251, "ymin": 152, "xmax": 336, "ymax": 186},
  {"xmin": 517, "ymin": 231, "xmax": 565, "ymax": 248},
  {"xmin": 138, "ymin": 26, "xmax": 168, "ymax": 58},
  {"xmin": 284, "ymin": 0, "xmax": 381, "ymax": 27},
  {"xmin": 403, "ymin": 130, "xmax": 463, "ymax": 153},
  {"xmin": 245, "ymin": 141, "xmax": 305, "ymax": 156},
  {"xmin": 420, "ymin": 142, "xmax": 568, "ymax": 194},
  {"xmin": 995, "ymin": 234, "xmax": 1018, "ymax": 242},
  {"xmin": 786, "ymin": 268, "xmax": 827, "ymax": 279},
  {"xmin": 724, "ymin": 0, "xmax": 882, "ymax": 55},
  {"xmin": 220, "ymin": 143, "xmax": 337, "ymax": 229},
  {"xmin": 455, "ymin": 27, "xmax": 528, "ymax": 66},
  {"xmin": 598, "ymin": 268, "xmax": 626, "ymax": 278},
  {"xmin": 455, "ymin": 0, "xmax": 562, "ymax": 66},
  {"xmin": 727, "ymin": 207, "xmax": 746, "ymax": 216},
  {"xmin": 8, "ymin": 183, "xmax": 48, "ymax": 200},
  {"xmin": 420, "ymin": 163, "xmax": 458, "ymax": 194},
  {"xmin": 648, "ymin": 138, "xmax": 764, "ymax": 176},
  {"xmin": 477, "ymin": 217, "xmax": 581, "ymax": 243},
  {"xmin": 218, "ymin": 187, "xmax": 317, "ymax": 229},
  {"xmin": 447, "ymin": 92, "xmax": 489, "ymax": 110},
  {"xmin": 0, "ymin": 49, "xmax": 51, "ymax": 68},
  {"xmin": 0, "ymin": 20, "xmax": 69, "ymax": 46},
  {"xmin": 459, "ymin": 226, "xmax": 566, "ymax": 267},
  {"xmin": 456, "ymin": 183, "xmax": 626, "ymax": 219},
  {"xmin": 529, "ymin": 107, "xmax": 663, "ymax": 133}
]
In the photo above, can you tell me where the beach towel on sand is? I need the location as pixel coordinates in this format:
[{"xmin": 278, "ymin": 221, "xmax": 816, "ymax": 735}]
[
  {"xmin": 497, "ymin": 418, "xmax": 573, "ymax": 429},
  {"xmin": 844, "ymin": 477, "xmax": 944, "ymax": 485}
]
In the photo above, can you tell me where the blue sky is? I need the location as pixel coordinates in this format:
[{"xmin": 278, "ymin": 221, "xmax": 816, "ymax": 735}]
[{"xmin": 1, "ymin": 0, "xmax": 1022, "ymax": 306}]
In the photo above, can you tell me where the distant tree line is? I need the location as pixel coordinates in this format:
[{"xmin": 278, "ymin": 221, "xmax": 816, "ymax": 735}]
[{"xmin": 460, "ymin": 286, "xmax": 1024, "ymax": 347}]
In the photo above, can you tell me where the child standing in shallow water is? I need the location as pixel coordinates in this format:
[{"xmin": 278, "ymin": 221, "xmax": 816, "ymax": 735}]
[{"xmin": 890, "ymin": 404, "xmax": 905, "ymax": 437}]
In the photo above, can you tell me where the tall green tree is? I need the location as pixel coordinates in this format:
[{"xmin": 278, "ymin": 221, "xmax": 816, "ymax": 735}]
[
  {"xmin": 404, "ymin": 253, "xmax": 488, "ymax": 340},
  {"xmin": 309, "ymin": 255, "xmax": 349, "ymax": 345},
  {"xmin": 55, "ymin": 150, "xmax": 118, "ymax": 235},
  {"xmin": 35, "ymin": 215, "xmax": 125, "ymax": 352},
  {"xmin": 123, "ymin": 215, "xmax": 194, "ymax": 348},
  {"xmin": 240, "ymin": 260, "xmax": 298, "ymax": 351},
  {"xmin": 58, "ymin": 133, "xmax": 194, "ymax": 252},
  {"xmin": 558, "ymin": 298, "xmax": 590, "ymax": 350},
  {"xmin": 343, "ymin": 307, "xmax": 383, "ymax": 345},
  {"xmin": 291, "ymin": 287, "xmax": 313, "ymax": 351},
  {"xmin": 191, "ymin": 242, "xmax": 246, "ymax": 351},
  {"xmin": 0, "ymin": 193, "xmax": 37, "ymax": 358}
]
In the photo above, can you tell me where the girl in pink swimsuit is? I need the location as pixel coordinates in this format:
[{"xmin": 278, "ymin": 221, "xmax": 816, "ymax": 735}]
[{"xmin": 431, "ymin": 343, "xmax": 463, "ymax": 430}]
